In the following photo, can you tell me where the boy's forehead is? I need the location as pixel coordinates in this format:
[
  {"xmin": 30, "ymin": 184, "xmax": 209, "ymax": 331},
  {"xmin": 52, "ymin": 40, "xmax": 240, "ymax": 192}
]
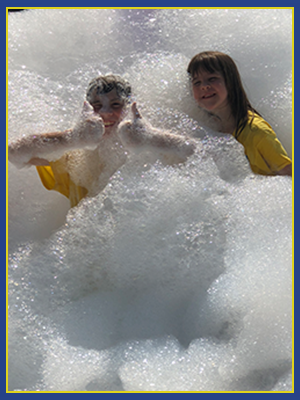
[{"xmin": 90, "ymin": 88, "xmax": 122, "ymax": 102}]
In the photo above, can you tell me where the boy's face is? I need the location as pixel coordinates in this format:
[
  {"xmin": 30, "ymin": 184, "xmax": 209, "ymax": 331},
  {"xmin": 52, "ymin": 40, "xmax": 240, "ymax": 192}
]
[{"xmin": 89, "ymin": 88, "xmax": 128, "ymax": 135}]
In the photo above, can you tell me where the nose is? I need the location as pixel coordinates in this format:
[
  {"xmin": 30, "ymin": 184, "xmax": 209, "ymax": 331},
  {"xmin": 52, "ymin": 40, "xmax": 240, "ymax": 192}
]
[
  {"xmin": 99, "ymin": 106, "xmax": 113, "ymax": 116},
  {"xmin": 201, "ymin": 81, "xmax": 211, "ymax": 90}
]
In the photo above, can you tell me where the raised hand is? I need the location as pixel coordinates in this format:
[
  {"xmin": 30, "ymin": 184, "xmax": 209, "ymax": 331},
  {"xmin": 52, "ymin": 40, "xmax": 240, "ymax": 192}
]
[
  {"xmin": 132, "ymin": 102, "xmax": 142, "ymax": 120},
  {"xmin": 8, "ymin": 101, "xmax": 105, "ymax": 169},
  {"xmin": 73, "ymin": 101, "xmax": 105, "ymax": 148},
  {"xmin": 118, "ymin": 101, "xmax": 196, "ymax": 164},
  {"xmin": 117, "ymin": 102, "xmax": 148, "ymax": 148}
]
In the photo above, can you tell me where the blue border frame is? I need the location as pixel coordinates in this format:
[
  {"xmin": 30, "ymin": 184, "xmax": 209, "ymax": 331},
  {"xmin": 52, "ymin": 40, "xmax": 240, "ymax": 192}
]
[{"xmin": 6, "ymin": 5, "xmax": 296, "ymax": 396}]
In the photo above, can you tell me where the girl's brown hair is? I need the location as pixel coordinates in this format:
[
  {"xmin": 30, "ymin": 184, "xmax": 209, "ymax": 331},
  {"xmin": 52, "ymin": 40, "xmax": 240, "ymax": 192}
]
[{"xmin": 187, "ymin": 51, "xmax": 260, "ymax": 138}]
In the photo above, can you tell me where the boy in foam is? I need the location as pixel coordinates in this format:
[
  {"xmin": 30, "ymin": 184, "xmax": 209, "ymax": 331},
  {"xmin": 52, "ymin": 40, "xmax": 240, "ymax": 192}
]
[{"xmin": 8, "ymin": 74, "xmax": 196, "ymax": 207}]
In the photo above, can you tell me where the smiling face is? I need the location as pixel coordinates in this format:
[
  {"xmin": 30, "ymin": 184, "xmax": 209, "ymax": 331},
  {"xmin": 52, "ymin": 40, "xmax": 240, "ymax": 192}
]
[
  {"xmin": 86, "ymin": 75, "xmax": 131, "ymax": 136},
  {"xmin": 191, "ymin": 69, "xmax": 229, "ymax": 114},
  {"xmin": 89, "ymin": 88, "xmax": 127, "ymax": 135}
]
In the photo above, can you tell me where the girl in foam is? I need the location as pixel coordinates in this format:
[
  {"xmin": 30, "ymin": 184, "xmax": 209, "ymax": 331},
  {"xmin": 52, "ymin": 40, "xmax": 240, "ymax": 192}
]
[
  {"xmin": 8, "ymin": 74, "xmax": 196, "ymax": 207},
  {"xmin": 187, "ymin": 51, "xmax": 292, "ymax": 177}
]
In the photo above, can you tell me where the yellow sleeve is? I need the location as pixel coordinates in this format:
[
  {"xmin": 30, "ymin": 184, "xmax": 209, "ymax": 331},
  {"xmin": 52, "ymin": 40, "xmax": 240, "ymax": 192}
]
[
  {"xmin": 256, "ymin": 134, "xmax": 292, "ymax": 174},
  {"xmin": 36, "ymin": 160, "xmax": 88, "ymax": 207},
  {"xmin": 236, "ymin": 115, "xmax": 292, "ymax": 175},
  {"xmin": 36, "ymin": 160, "xmax": 71, "ymax": 199},
  {"xmin": 36, "ymin": 164, "xmax": 56, "ymax": 191}
]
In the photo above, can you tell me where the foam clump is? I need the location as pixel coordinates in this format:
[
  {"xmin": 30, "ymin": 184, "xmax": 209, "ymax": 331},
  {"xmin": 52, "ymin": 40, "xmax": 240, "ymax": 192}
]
[
  {"xmin": 119, "ymin": 337, "xmax": 232, "ymax": 391},
  {"xmin": 8, "ymin": 154, "xmax": 292, "ymax": 391},
  {"xmin": 40, "ymin": 338, "xmax": 112, "ymax": 392}
]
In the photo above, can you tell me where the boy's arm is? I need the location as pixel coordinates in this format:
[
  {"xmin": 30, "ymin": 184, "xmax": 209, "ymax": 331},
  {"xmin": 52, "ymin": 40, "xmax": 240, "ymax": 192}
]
[
  {"xmin": 9, "ymin": 129, "xmax": 73, "ymax": 168},
  {"xmin": 8, "ymin": 102, "xmax": 104, "ymax": 169},
  {"xmin": 118, "ymin": 102, "xmax": 196, "ymax": 164}
]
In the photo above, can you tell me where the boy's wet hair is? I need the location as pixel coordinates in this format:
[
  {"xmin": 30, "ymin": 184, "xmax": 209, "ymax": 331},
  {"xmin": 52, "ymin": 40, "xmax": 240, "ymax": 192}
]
[
  {"xmin": 86, "ymin": 74, "xmax": 132, "ymax": 104},
  {"xmin": 187, "ymin": 51, "xmax": 260, "ymax": 138}
]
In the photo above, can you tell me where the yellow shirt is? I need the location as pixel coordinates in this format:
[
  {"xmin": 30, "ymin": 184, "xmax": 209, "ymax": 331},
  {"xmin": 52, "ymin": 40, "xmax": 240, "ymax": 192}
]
[
  {"xmin": 233, "ymin": 114, "xmax": 292, "ymax": 175},
  {"xmin": 36, "ymin": 160, "xmax": 88, "ymax": 208}
]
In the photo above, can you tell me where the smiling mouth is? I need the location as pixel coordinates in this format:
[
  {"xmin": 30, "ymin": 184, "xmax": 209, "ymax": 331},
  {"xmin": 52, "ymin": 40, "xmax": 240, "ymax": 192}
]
[
  {"xmin": 104, "ymin": 122, "xmax": 115, "ymax": 127},
  {"xmin": 202, "ymin": 93, "xmax": 215, "ymax": 99}
]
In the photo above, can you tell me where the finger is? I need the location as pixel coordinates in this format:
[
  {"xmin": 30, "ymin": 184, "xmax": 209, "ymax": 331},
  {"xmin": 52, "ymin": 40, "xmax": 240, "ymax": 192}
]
[
  {"xmin": 132, "ymin": 102, "xmax": 142, "ymax": 119},
  {"xmin": 82, "ymin": 101, "xmax": 93, "ymax": 114}
]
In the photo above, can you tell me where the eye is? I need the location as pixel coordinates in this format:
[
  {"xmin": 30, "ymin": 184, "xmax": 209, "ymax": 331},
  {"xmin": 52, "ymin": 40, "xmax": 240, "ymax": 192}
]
[
  {"xmin": 111, "ymin": 102, "xmax": 123, "ymax": 109},
  {"xmin": 209, "ymin": 75, "xmax": 221, "ymax": 82},
  {"xmin": 192, "ymin": 80, "xmax": 201, "ymax": 87},
  {"xmin": 92, "ymin": 103, "xmax": 102, "ymax": 111}
]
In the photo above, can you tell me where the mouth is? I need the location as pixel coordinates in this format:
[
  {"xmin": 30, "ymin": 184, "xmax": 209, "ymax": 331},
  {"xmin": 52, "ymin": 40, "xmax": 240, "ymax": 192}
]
[
  {"xmin": 104, "ymin": 121, "xmax": 116, "ymax": 128},
  {"xmin": 202, "ymin": 93, "xmax": 215, "ymax": 99}
]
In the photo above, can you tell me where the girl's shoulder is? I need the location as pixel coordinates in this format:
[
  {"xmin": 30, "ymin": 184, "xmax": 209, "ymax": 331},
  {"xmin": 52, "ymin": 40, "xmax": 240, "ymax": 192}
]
[
  {"xmin": 246, "ymin": 113, "xmax": 276, "ymax": 138},
  {"xmin": 236, "ymin": 113, "xmax": 276, "ymax": 146},
  {"xmin": 247, "ymin": 113, "xmax": 274, "ymax": 133}
]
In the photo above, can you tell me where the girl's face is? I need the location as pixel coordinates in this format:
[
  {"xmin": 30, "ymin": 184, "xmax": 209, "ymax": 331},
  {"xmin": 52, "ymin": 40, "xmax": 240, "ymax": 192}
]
[
  {"xmin": 191, "ymin": 69, "xmax": 229, "ymax": 114},
  {"xmin": 89, "ymin": 88, "xmax": 128, "ymax": 135}
]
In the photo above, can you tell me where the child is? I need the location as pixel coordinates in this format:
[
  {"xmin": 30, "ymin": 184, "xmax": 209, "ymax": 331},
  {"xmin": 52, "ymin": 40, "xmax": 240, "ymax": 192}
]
[
  {"xmin": 187, "ymin": 51, "xmax": 292, "ymax": 176},
  {"xmin": 8, "ymin": 74, "xmax": 196, "ymax": 207}
]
